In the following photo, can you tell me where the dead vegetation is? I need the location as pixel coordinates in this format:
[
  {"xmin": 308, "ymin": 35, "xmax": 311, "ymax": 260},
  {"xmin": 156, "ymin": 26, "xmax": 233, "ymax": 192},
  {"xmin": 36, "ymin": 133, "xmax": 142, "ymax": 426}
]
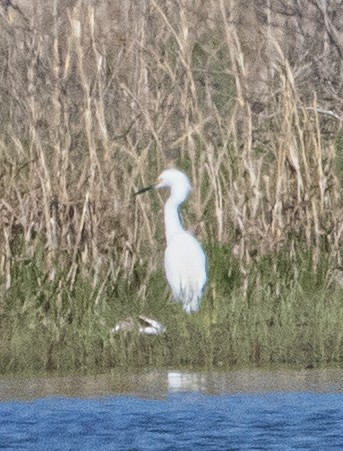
[{"xmin": 0, "ymin": 0, "xmax": 342, "ymax": 293}]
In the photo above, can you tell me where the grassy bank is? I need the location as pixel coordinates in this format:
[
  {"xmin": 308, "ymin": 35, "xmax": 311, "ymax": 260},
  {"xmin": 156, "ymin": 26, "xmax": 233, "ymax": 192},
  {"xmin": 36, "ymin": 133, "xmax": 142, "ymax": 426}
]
[
  {"xmin": 2, "ymin": 246, "xmax": 343, "ymax": 375},
  {"xmin": 1, "ymin": 1, "xmax": 343, "ymax": 375}
]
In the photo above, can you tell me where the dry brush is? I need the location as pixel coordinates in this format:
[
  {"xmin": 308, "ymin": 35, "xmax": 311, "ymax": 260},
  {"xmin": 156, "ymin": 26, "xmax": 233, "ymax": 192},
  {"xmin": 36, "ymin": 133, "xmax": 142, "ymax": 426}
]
[{"xmin": 0, "ymin": 0, "xmax": 342, "ymax": 299}]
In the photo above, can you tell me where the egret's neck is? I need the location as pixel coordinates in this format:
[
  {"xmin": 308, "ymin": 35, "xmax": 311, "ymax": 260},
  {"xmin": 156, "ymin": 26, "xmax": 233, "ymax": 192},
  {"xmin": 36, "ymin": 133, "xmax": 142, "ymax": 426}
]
[{"xmin": 164, "ymin": 198, "xmax": 184, "ymax": 244}]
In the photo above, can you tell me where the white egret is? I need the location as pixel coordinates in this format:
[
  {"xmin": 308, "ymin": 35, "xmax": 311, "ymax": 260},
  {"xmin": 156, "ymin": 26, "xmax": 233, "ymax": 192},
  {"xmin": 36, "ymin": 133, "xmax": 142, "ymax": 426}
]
[{"xmin": 136, "ymin": 168, "xmax": 207, "ymax": 313}]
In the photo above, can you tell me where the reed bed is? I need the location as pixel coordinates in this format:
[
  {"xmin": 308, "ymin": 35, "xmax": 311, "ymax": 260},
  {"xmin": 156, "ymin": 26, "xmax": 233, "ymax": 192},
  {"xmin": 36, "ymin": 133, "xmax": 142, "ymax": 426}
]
[{"xmin": 0, "ymin": 0, "xmax": 343, "ymax": 375}]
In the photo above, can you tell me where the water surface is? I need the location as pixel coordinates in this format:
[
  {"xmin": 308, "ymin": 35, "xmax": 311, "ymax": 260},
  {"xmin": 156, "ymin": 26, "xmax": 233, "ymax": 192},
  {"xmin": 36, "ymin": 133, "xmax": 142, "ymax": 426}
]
[{"xmin": 1, "ymin": 369, "xmax": 343, "ymax": 450}]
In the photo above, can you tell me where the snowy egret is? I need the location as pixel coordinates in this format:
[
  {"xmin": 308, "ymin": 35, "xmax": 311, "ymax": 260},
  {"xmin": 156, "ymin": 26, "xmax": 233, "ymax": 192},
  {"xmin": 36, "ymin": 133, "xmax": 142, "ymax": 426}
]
[{"xmin": 136, "ymin": 169, "xmax": 207, "ymax": 313}]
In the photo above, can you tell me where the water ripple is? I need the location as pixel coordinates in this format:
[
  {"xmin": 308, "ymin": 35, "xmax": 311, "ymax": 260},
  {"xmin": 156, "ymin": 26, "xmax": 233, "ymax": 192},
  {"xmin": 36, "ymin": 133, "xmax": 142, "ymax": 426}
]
[{"xmin": 1, "ymin": 392, "xmax": 343, "ymax": 450}]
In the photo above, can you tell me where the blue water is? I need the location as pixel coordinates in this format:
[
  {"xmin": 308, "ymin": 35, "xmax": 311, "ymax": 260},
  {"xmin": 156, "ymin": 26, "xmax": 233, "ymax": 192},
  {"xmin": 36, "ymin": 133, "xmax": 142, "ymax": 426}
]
[{"xmin": 1, "ymin": 391, "xmax": 343, "ymax": 450}]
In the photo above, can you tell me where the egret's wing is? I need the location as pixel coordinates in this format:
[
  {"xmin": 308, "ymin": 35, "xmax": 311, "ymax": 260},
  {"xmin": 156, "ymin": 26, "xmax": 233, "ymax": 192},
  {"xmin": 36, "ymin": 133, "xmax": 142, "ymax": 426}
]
[{"xmin": 164, "ymin": 232, "xmax": 207, "ymax": 311}]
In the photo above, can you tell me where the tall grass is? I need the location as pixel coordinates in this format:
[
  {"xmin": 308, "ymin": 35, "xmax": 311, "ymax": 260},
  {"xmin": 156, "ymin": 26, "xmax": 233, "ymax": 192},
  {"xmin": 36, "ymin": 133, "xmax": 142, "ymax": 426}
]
[
  {"xmin": 2, "ymin": 247, "xmax": 343, "ymax": 374},
  {"xmin": 0, "ymin": 1, "xmax": 343, "ymax": 374}
]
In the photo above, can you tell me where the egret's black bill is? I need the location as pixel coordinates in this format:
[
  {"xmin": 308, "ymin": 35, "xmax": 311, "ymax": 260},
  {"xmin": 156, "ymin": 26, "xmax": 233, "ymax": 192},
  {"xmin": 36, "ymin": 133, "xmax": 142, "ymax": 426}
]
[{"xmin": 135, "ymin": 185, "xmax": 155, "ymax": 196}]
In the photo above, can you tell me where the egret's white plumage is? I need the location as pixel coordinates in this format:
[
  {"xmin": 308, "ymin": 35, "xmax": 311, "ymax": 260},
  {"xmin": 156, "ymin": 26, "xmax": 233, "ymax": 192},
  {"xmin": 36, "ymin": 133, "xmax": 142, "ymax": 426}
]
[{"xmin": 136, "ymin": 169, "xmax": 207, "ymax": 313}]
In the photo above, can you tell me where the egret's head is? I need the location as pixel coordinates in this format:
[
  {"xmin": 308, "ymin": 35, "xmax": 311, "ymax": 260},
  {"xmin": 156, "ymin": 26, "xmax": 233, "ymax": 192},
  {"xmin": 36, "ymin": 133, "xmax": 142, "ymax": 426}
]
[
  {"xmin": 156, "ymin": 169, "xmax": 192, "ymax": 204},
  {"xmin": 156, "ymin": 169, "xmax": 190, "ymax": 190},
  {"xmin": 135, "ymin": 168, "xmax": 191, "ymax": 204}
]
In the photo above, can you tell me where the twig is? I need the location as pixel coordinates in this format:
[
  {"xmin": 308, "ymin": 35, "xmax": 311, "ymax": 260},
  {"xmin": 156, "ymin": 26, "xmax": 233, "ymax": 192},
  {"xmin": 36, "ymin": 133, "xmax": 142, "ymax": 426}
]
[{"xmin": 306, "ymin": 107, "xmax": 343, "ymax": 122}]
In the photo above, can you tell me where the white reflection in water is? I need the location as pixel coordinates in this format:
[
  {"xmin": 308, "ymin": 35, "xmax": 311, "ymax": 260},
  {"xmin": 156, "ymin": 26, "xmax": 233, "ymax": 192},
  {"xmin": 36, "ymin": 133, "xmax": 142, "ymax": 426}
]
[{"xmin": 167, "ymin": 372, "xmax": 206, "ymax": 392}]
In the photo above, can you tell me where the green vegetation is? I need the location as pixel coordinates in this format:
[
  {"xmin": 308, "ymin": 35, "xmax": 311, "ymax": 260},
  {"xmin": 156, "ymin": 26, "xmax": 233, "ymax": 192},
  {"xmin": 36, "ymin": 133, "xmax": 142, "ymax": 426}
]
[{"xmin": 1, "ymin": 246, "xmax": 343, "ymax": 375}]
